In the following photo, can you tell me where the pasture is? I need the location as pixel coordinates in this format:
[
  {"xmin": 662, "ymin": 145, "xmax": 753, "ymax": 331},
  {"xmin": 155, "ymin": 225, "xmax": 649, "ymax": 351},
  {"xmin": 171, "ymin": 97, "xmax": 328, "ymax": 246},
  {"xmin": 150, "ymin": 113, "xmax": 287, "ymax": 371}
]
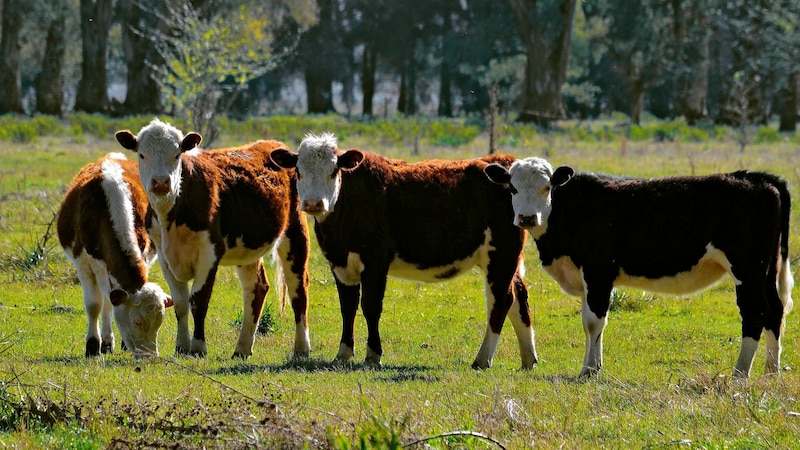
[{"xmin": 1, "ymin": 115, "xmax": 799, "ymax": 448}]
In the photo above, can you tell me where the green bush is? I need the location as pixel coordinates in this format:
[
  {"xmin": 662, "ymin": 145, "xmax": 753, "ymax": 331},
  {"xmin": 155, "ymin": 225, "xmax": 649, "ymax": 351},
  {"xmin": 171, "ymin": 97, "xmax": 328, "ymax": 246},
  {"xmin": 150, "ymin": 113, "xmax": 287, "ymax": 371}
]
[{"xmin": 753, "ymin": 126, "xmax": 783, "ymax": 144}]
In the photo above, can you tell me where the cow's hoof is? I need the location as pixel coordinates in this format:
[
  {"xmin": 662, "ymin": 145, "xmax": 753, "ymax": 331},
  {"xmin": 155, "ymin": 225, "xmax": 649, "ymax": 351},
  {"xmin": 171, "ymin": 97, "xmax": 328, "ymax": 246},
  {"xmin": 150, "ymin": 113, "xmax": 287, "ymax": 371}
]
[
  {"xmin": 471, "ymin": 359, "xmax": 491, "ymax": 370},
  {"xmin": 578, "ymin": 366, "xmax": 600, "ymax": 379},
  {"xmin": 365, "ymin": 347, "xmax": 382, "ymax": 367},
  {"xmin": 85, "ymin": 337, "xmax": 101, "ymax": 357},
  {"xmin": 100, "ymin": 342, "xmax": 114, "ymax": 354},
  {"xmin": 335, "ymin": 342, "xmax": 355, "ymax": 362},
  {"xmin": 231, "ymin": 351, "xmax": 250, "ymax": 360}
]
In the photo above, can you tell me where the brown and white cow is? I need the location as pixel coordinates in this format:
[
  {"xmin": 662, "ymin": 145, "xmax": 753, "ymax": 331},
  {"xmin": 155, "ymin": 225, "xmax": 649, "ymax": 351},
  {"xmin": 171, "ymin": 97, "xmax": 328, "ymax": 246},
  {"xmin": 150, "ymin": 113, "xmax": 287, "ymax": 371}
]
[
  {"xmin": 58, "ymin": 153, "xmax": 173, "ymax": 358},
  {"xmin": 115, "ymin": 119, "xmax": 311, "ymax": 359},
  {"xmin": 485, "ymin": 157, "xmax": 794, "ymax": 378},
  {"xmin": 270, "ymin": 132, "xmax": 536, "ymax": 369}
]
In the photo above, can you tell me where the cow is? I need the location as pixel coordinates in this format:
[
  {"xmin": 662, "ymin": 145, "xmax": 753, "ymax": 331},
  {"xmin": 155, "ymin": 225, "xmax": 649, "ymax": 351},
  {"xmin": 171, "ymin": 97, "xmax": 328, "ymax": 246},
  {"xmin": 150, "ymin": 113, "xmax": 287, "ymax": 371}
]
[
  {"xmin": 114, "ymin": 119, "xmax": 311, "ymax": 359},
  {"xmin": 58, "ymin": 153, "xmax": 173, "ymax": 358},
  {"xmin": 484, "ymin": 156, "xmax": 794, "ymax": 378},
  {"xmin": 269, "ymin": 132, "xmax": 536, "ymax": 369}
]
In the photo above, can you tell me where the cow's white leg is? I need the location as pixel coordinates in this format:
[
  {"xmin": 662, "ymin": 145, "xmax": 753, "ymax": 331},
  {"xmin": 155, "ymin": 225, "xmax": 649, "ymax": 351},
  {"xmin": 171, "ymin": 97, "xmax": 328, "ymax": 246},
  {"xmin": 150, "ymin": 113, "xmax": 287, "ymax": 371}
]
[
  {"xmin": 734, "ymin": 337, "xmax": 759, "ymax": 377},
  {"xmin": 763, "ymin": 330, "xmax": 781, "ymax": 374},
  {"xmin": 275, "ymin": 237, "xmax": 311, "ymax": 358},
  {"xmin": 233, "ymin": 261, "xmax": 267, "ymax": 358},
  {"xmin": 75, "ymin": 258, "xmax": 104, "ymax": 357},
  {"xmin": 507, "ymin": 276, "xmax": 537, "ymax": 369},
  {"xmin": 473, "ymin": 279, "xmax": 501, "ymax": 369},
  {"xmin": 99, "ymin": 294, "xmax": 115, "ymax": 354},
  {"xmin": 580, "ymin": 297, "xmax": 607, "ymax": 377},
  {"xmin": 158, "ymin": 257, "xmax": 191, "ymax": 355}
]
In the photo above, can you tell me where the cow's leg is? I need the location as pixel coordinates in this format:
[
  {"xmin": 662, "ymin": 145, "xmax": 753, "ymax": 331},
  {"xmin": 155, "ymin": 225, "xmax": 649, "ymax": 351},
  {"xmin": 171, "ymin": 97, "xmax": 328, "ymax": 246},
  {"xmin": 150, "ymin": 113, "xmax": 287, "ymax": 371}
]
[
  {"xmin": 188, "ymin": 263, "xmax": 220, "ymax": 357},
  {"xmin": 277, "ymin": 218, "xmax": 311, "ymax": 358},
  {"xmin": 99, "ymin": 294, "xmax": 115, "ymax": 354},
  {"xmin": 473, "ymin": 265, "xmax": 527, "ymax": 370},
  {"xmin": 360, "ymin": 268, "xmax": 388, "ymax": 366},
  {"xmin": 764, "ymin": 256, "xmax": 795, "ymax": 374},
  {"xmin": 508, "ymin": 273, "xmax": 538, "ymax": 369},
  {"xmin": 76, "ymin": 259, "xmax": 104, "ymax": 357},
  {"xmin": 733, "ymin": 279, "xmax": 767, "ymax": 378},
  {"xmin": 158, "ymin": 257, "xmax": 192, "ymax": 355},
  {"xmin": 233, "ymin": 260, "xmax": 268, "ymax": 359},
  {"xmin": 334, "ymin": 280, "xmax": 361, "ymax": 362},
  {"xmin": 579, "ymin": 276, "xmax": 612, "ymax": 378}
]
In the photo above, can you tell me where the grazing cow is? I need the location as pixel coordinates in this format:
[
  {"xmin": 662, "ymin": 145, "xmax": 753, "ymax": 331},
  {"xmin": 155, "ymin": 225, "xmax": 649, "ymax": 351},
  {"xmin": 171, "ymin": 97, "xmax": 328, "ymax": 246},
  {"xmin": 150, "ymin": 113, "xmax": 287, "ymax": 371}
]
[
  {"xmin": 484, "ymin": 157, "xmax": 794, "ymax": 378},
  {"xmin": 58, "ymin": 153, "xmax": 173, "ymax": 358},
  {"xmin": 115, "ymin": 119, "xmax": 311, "ymax": 359},
  {"xmin": 270, "ymin": 132, "xmax": 536, "ymax": 369}
]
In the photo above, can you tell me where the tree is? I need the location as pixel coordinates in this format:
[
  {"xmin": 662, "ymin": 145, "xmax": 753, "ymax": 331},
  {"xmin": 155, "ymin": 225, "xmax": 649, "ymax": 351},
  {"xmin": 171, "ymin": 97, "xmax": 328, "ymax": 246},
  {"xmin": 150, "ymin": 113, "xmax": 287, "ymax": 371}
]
[
  {"xmin": 35, "ymin": 13, "xmax": 67, "ymax": 115},
  {"xmin": 0, "ymin": 0, "xmax": 27, "ymax": 114},
  {"xmin": 116, "ymin": 0, "xmax": 165, "ymax": 115},
  {"xmin": 670, "ymin": 0, "xmax": 710, "ymax": 124},
  {"xmin": 297, "ymin": 0, "xmax": 339, "ymax": 114},
  {"xmin": 74, "ymin": 0, "xmax": 113, "ymax": 114},
  {"xmin": 507, "ymin": 0, "xmax": 578, "ymax": 125},
  {"xmin": 153, "ymin": 2, "xmax": 284, "ymax": 145}
]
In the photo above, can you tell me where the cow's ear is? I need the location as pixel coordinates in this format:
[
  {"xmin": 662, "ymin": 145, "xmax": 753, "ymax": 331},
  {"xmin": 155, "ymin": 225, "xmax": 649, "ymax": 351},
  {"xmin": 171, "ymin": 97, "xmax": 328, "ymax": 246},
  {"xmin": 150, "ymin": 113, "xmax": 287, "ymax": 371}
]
[
  {"xmin": 270, "ymin": 149, "xmax": 298, "ymax": 169},
  {"xmin": 109, "ymin": 289, "xmax": 129, "ymax": 307},
  {"xmin": 551, "ymin": 166, "xmax": 575, "ymax": 187},
  {"xmin": 338, "ymin": 149, "xmax": 364, "ymax": 170},
  {"xmin": 115, "ymin": 130, "xmax": 138, "ymax": 151},
  {"xmin": 181, "ymin": 132, "xmax": 202, "ymax": 152},
  {"xmin": 164, "ymin": 297, "xmax": 174, "ymax": 308},
  {"xmin": 484, "ymin": 163, "xmax": 511, "ymax": 185}
]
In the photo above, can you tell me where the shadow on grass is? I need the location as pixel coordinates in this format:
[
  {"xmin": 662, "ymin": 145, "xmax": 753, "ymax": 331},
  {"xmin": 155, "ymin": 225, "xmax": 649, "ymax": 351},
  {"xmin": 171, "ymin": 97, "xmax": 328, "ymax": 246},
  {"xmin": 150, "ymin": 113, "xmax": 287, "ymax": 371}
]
[{"xmin": 206, "ymin": 357, "xmax": 441, "ymax": 383}]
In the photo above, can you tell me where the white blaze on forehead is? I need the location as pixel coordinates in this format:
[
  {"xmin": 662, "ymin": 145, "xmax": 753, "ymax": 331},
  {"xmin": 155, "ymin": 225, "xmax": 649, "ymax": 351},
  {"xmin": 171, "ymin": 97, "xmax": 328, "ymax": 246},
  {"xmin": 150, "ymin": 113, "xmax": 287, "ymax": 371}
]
[
  {"xmin": 100, "ymin": 156, "xmax": 141, "ymax": 261},
  {"xmin": 295, "ymin": 132, "xmax": 342, "ymax": 214},
  {"xmin": 135, "ymin": 118, "xmax": 188, "ymax": 208},
  {"xmin": 508, "ymin": 157, "xmax": 555, "ymax": 229}
]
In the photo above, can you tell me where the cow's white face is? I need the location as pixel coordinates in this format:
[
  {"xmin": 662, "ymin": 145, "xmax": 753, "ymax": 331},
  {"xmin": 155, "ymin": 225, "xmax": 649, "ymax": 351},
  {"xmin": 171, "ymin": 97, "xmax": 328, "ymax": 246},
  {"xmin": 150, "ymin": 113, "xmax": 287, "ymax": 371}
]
[
  {"xmin": 115, "ymin": 119, "xmax": 202, "ymax": 214},
  {"xmin": 111, "ymin": 282, "xmax": 173, "ymax": 357},
  {"xmin": 270, "ymin": 132, "xmax": 363, "ymax": 219},
  {"xmin": 485, "ymin": 157, "xmax": 573, "ymax": 236}
]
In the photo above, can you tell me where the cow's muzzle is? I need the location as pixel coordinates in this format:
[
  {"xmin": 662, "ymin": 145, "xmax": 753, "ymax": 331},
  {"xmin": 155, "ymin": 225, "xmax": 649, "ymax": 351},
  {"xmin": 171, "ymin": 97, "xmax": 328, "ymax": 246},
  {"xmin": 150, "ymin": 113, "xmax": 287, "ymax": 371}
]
[
  {"xmin": 150, "ymin": 176, "xmax": 171, "ymax": 196},
  {"xmin": 301, "ymin": 199, "xmax": 325, "ymax": 215},
  {"xmin": 516, "ymin": 213, "xmax": 541, "ymax": 229}
]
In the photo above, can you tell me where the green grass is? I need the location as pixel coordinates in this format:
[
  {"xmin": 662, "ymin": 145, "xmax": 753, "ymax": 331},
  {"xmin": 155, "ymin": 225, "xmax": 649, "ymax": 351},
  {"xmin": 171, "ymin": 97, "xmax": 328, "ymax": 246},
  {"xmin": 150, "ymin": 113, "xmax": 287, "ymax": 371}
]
[{"xmin": 0, "ymin": 115, "xmax": 799, "ymax": 448}]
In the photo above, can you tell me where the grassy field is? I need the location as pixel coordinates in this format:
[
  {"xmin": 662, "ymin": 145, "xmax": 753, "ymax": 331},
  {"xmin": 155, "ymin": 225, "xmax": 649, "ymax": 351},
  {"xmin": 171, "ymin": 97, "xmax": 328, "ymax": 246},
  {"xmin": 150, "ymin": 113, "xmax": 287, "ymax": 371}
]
[{"xmin": 1, "ymin": 115, "xmax": 799, "ymax": 448}]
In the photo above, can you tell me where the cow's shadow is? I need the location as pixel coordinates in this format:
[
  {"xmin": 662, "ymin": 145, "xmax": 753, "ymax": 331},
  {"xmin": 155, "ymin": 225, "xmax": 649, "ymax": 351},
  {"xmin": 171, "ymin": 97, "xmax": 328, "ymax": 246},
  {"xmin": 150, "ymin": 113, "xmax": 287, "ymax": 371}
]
[{"xmin": 208, "ymin": 357, "xmax": 440, "ymax": 383}]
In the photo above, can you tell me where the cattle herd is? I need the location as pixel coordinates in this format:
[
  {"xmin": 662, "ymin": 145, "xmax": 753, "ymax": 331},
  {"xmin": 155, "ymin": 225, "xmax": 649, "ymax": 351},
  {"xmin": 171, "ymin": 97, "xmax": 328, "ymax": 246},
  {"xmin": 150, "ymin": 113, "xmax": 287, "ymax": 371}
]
[{"xmin": 56, "ymin": 118, "xmax": 794, "ymax": 379}]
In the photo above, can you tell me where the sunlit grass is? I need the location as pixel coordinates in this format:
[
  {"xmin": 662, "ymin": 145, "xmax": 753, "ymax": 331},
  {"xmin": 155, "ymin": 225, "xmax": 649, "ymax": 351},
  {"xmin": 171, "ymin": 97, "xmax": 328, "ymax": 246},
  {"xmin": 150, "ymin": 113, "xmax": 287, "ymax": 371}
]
[{"xmin": 0, "ymin": 115, "xmax": 798, "ymax": 448}]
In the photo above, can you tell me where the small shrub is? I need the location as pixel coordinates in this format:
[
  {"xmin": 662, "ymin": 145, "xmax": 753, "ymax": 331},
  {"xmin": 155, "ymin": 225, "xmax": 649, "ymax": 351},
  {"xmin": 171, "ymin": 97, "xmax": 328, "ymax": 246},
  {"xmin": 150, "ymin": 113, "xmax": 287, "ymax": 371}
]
[
  {"xmin": 753, "ymin": 126, "xmax": 783, "ymax": 144},
  {"xmin": 229, "ymin": 301, "xmax": 279, "ymax": 335}
]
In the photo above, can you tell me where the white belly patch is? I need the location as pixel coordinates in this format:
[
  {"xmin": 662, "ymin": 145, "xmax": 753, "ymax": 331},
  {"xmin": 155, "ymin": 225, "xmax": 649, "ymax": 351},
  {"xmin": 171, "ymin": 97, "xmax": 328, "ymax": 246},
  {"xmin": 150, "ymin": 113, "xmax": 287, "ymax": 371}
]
[{"xmin": 617, "ymin": 244, "xmax": 737, "ymax": 294}]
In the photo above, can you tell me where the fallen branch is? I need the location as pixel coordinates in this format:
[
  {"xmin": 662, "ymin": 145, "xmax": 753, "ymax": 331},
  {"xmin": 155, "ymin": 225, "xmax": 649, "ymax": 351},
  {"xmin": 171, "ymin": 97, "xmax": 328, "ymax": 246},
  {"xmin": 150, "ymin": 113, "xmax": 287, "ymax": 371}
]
[{"xmin": 403, "ymin": 430, "xmax": 507, "ymax": 449}]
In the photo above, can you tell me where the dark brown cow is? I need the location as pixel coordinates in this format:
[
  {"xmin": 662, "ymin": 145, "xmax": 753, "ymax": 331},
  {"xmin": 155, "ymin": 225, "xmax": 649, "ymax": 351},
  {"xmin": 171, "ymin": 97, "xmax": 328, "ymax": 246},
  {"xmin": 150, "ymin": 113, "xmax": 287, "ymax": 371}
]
[
  {"xmin": 58, "ymin": 153, "xmax": 172, "ymax": 357},
  {"xmin": 485, "ymin": 156, "xmax": 794, "ymax": 378},
  {"xmin": 115, "ymin": 119, "xmax": 311, "ymax": 359},
  {"xmin": 270, "ymin": 132, "xmax": 536, "ymax": 369}
]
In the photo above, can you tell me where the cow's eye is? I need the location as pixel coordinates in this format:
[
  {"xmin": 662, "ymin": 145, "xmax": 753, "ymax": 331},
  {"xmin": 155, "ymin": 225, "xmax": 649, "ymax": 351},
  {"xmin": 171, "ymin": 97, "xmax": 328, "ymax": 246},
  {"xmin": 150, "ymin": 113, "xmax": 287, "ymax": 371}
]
[
  {"xmin": 138, "ymin": 153, "xmax": 145, "ymax": 160},
  {"xmin": 508, "ymin": 184, "xmax": 518, "ymax": 195},
  {"xmin": 540, "ymin": 185, "xmax": 551, "ymax": 196},
  {"xmin": 296, "ymin": 172, "xmax": 303, "ymax": 180},
  {"xmin": 329, "ymin": 168, "xmax": 338, "ymax": 179}
]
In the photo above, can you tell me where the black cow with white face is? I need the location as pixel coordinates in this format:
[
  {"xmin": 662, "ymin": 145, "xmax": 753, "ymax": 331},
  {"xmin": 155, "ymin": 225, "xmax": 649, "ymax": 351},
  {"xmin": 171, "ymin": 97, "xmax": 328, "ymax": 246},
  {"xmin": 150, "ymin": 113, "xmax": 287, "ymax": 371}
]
[{"xmin": 485, "ymin": 157, "xmax": 793, "ymax": 378}]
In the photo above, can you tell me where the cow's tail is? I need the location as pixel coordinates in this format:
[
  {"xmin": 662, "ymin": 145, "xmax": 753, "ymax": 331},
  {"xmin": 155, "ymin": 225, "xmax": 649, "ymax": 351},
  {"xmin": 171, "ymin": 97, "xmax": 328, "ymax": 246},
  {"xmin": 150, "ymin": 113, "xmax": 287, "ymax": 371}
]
[
  {"xmin": 271, "ymin": 242, "xmax": 289, "ymax": 314},
  {"xmin": 776, "ymin": 177, "xmax": 794, "ymax": 315}
]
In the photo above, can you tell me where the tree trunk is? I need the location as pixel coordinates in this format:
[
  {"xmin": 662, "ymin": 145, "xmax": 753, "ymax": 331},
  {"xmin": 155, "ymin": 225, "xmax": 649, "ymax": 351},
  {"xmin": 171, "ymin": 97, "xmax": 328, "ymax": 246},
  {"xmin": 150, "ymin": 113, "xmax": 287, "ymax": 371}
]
[
  {"xmin": 507, "ymin": 0, "xmax": 578, "ymax": 124},
  {"xmin": 438, "ymin": 9, "xmax": 453, "ymax": 117},
  {"xmin": 305, "ymin": 65, "xmax": 335, "ymax": 113},
  {"xmin": 778, "ymin": 71, "xmax": 798, "ymax": 132},
  {"xmin": 75, "ymin": 0, "xmax": 113, "ymax": 114},
  {"xmin": 629, "ymin": 79, "xmax": 645, "ymax": 125},
  {"xmin": 361, "ymin": 44, "xmax": 377, "ymax": 116},
  {"xmin": 118, "ymin": 0, "xmax": 165, "ymax": 115},
  {"xmin": 0, "ymin": 0, "xmax": 25, "ymax": 114},
  {"xmin": 397, "ymin": 58, "xmax": 417, "ymax": 116},
  {"xmin": 672, "ymin": 0, "xmax": 708, "ymax": 124},
  {"xmin": 35, "ymin": 16, "xmax": 66, "ymax": 115}
]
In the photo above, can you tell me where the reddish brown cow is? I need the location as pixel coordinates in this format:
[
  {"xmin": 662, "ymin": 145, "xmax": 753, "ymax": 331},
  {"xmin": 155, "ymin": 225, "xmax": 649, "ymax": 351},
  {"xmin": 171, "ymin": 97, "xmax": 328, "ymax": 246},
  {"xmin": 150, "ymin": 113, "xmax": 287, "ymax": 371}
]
[
  {"xmin": 271, "ymin": 132, "xmax": 536, "ymax": 369},
  {"xmin": 115, "ymin": 119, "xmax": 311, "ymax": 359},
  {"xmin": 58, "ymin": 153, "xmax": 173, "ymax": 357}
]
